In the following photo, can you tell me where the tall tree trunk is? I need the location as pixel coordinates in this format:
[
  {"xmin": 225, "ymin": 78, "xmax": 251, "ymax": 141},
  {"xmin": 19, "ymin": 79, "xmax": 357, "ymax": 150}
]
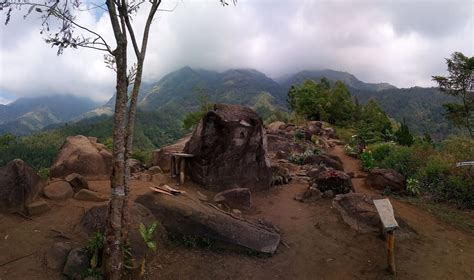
[{"xmin": 105, "ymin": 44, "xmax": 128, "ymax": 280}]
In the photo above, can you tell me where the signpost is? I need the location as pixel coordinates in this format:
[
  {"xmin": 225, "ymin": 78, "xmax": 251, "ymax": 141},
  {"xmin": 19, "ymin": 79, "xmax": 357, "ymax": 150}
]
[
  {"xmin": 456, "ymin": 161, "xmax": 474, "ymax": 167},
  {"xmin": 373, "ymin": 199, "xmax": 399, "ymax": 275}
]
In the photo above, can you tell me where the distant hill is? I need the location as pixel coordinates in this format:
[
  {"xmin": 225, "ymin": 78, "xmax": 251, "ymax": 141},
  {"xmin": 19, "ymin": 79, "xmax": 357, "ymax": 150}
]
[
  {"xmin": 0, "ymin": 95, "xmax": 99, "ymax": 135},
  {"xmin": 278, "ymin": 69, "xmax": 397, "ymax": 92},
  {"xmin": 3, "ymin": 67, "xmax": 461, "ymax": 140}
]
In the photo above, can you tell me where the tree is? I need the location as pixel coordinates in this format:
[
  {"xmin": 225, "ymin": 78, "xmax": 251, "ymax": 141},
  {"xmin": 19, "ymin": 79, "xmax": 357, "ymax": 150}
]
[
  {"xmin": 357, "ymin": 99, "xmax": 392, "ymax": 143},
  {"xmin": 433, "ymin": 52, "xmax": 474, "ymax": 138},
  {"xmin": 1, "ymin": 0, "xmax": 233, "ymax": 278},
  {"xmin": 395, "ymin": 119, "xmax": 414, "ymax": 146}
]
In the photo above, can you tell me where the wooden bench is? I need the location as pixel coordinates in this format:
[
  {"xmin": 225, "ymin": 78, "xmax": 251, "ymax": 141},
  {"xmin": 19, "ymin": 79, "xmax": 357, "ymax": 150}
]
[
  {"xmin": 169, "ymin": 152, "xmax": 194, "ymax": 185},
  {"xmin": 373, "ymin": 198, "xmax": 399, "ymax": 274}
]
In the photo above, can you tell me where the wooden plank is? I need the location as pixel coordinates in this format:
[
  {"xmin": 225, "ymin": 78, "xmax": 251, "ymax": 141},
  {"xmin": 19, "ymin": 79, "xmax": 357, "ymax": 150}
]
[
  {"xmin": 456, "ymin": 161, "xmax": 474, "ymax": 167},
  {"xmin": 373, "ymin": 199, "xmax": 399, "ymax": 231},
  {"xmin": 170, "ymin": 152, "xmax": 194, "ymax": 158}
]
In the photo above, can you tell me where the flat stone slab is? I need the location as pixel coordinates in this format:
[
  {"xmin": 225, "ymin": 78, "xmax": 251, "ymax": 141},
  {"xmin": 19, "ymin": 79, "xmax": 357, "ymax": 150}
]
[
  {"xmin": 136, "ymin": 191, "xmax": 280, "ymax": 254},
  {"xmin": 373, "ymin": 199, "xmax": 399, "ymax": 231}
]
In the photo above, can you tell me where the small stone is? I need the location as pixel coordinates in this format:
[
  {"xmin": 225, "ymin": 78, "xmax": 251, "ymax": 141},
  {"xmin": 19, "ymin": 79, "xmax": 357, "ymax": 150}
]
[
  {"xmin": 322, "ymin": 190, "xmax": 335, "ymax": 199},
  {"xmin": 232, "ymin": 209, "xmax": 242, "ymax": 216},
  {"xmin": 214, "ymin": 188, "xmax": 251, "ymax": 209},
  {"xmin": 196, "ymin": 191, "xmax": 208, "ymax": 201},
  {"xmin": 43, "ymin": 181, "xmax": 74, "ymax": 201},
  {"xmin": 139, "ymin": 173, "xmax": 151, "ymax": 182},
  {"xmin": 63, "ymin": 248, "xmax": 89, "ymax": 279},
  {"xmin": 152, "ymin": 173, "xmax": 167, "ymax": 184},
  {"xmin": 46, "ymin": 242, "xmax": 72, "ymax": 270},
  {"xmin": 26, "ymin": 200, "xmax": 50, "ymax": 216},
  {"xmin": 148, "ymin": 166, "xmax": 163, "ymax": 174},
  {"xmin": 74, "ymin": 189, "xmax": 109, "ymax": 202},
  {"xmin": 65, "ymin": 173, "xmax": 89, "ymax": 193}
]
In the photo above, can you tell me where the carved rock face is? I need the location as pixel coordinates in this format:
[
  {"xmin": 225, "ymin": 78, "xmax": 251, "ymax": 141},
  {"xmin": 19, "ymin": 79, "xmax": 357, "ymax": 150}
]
[{"xmin": 184, "ymin": 104, "xmax": 272, "ymax": 191}]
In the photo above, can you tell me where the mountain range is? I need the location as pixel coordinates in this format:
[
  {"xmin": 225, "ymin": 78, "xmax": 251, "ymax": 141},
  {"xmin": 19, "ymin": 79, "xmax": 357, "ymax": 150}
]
[{"xmin": 0, "ymin": 67, "xmax": 457, "ymax": 138}]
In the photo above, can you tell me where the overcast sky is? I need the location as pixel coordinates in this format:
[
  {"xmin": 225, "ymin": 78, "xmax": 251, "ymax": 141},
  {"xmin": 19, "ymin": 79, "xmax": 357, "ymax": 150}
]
[{"xmin": 0, "ymin": 0, "xmax": 473, "ymax": 104}]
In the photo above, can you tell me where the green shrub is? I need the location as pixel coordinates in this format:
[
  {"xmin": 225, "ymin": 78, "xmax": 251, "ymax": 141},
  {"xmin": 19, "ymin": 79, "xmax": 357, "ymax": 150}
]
[
  {"xmin": 360, "ymin": 150, "xmax": 375, "ymax": 171},
  {"xmin": 367, "ymin": 142, "xmax": 396, "ymax": 162},
  {"xmin": 406, "ymin": 178, "xmax": 421, "ymax": 196},
  {"xmin": 335, "ymin": 126, "xmax": 355, "ymax": 143},
  {"xmin": 440, "ymin": 136, "xmax": 474, "ymax": 161},
  {"xmin": 379, "ymin": 146, "xmax": 421, "ymax": 177},
  {"xmin": 37, "ymin": 167, "xmax": 50, "ymax": 180}
]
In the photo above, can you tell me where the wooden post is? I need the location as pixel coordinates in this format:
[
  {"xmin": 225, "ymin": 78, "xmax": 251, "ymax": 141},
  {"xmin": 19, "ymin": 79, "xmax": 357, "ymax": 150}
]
[
  {"xmin": 170, "ymin": 155, "xmax": 176, "ymax": 178},
  {"xmin": 386, "ymin": 230, "xmax": 396, "ymax": 274},
  {"xmin": 179, "ymin": 157, "xmax": 186, "ymax": 185},
  {"xmin": 373, "ymin": 199, "xmax": 399, "ymax": 275}
]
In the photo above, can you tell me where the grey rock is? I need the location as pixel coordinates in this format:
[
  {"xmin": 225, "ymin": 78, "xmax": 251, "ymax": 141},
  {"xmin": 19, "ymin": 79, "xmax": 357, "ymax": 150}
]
[
  {"xmin": 65, "ymin": 173, "xmax": 89, "ymax": 193},
  {"xmin": 43, "ymin": 181, "xmax": 74, "ymax": 201},
  {"xmin": 214, "ymin": 188, "xmax": 252, "ymax": 209},
  {"xmin": 27, "ymin": 199, "xmax": 50, "ymax": 216},
  {"xmin": 46, "ymin": 242, "xmax": 72, "ymax": 270},
  {"xmin": 62, "ymin": 248, "xmax": 89, "ymax": 279}
]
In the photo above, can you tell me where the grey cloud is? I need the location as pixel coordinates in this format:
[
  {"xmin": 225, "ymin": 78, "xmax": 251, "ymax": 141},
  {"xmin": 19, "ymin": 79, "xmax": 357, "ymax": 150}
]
[{"xmin": 0, "ymin": 0, "xmax": 472, "ymax": 103}]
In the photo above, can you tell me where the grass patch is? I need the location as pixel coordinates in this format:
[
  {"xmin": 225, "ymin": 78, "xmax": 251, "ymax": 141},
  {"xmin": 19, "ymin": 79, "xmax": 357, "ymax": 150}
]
[{"xmin": 400, "ymin": 196, "xmax": 474, "ymax": 234}]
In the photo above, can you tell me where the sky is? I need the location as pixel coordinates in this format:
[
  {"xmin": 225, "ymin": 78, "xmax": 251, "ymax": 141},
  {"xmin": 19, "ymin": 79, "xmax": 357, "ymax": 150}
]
[{"xmin": 0, "ymin": 0, "xmax": 473, "ymax": 104}]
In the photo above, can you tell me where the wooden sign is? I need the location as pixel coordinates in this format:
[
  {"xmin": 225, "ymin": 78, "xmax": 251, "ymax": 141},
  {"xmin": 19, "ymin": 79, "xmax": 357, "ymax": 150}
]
[
  {"xmin": 373, "ymin": 199, "xmax": 399, "ymax": 231},
  {"xmin": 456, "ymin": 161, "xmax": 474, "ymax": 167}
]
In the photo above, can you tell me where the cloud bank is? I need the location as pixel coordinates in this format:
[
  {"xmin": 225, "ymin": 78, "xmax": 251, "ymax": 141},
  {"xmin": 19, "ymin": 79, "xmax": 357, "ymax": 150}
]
[{"xmin": 0, "ymin": 0, "xmax": 472, "ymax": 104}]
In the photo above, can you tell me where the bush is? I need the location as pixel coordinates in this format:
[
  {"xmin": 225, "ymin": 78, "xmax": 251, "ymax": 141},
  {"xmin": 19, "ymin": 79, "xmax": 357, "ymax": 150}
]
[
  {"xmin": 360, "ymin": 150, "xmax": 375, "ymax": 171},
  {"xmin": 367, "ymin": 142, "xmax": 396, "ymax": 162},
  {"xmin": 379, "ymin": 146, "xmax": 421, "ymax": 177}
]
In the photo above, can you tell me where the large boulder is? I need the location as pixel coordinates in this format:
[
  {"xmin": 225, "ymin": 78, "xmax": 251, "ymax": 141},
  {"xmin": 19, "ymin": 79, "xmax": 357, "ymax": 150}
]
[
  {"xmin": 313, "ymin": 170, "xmax": 353, "ymax": 195},
  {"xmin": 50, "ymin": 136, "xmax": 112, "ymax": 180},
  {"xmin": 136, "ymin": 192, "xmax": 280, "ymax": 254},
  {"xmin": 366, "ymin": 168, "xmax": 406, "ymax": 193},
  {"xmin": 184, "ymin": 104, "xmax": 272, "ymax": 191},
  {"xmin": 0, "ymin": 159, "xmax": 43, "ymax": 212},
  {"xmin": 151, "ymin": 135, "xmax": 191, "ymax": 173}
]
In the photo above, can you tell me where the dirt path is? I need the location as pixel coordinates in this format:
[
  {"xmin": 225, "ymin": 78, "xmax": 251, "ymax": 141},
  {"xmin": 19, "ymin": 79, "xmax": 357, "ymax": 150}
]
[
  {"xmin": 327, "ymin": 145, "xmax": 474, "ymax": 280},
  {"xmin": 1, "ymin": 147, "xmax": 473, "ymax": 279}
]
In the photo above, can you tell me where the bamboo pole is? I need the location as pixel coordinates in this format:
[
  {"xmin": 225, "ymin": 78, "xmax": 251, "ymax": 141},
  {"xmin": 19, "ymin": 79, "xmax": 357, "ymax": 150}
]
[
  {"xmin": 386, "ymin": 230, "xmax": 396, "ymax": 274},
  {"xmin": 179, "ymin": 157, "xmax": 186, "ymax": 184}
]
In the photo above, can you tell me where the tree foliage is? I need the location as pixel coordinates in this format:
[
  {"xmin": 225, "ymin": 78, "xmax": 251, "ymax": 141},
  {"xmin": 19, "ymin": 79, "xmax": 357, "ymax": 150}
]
[{"xmin": 433, "ymin": 52, "xmax": 474, "ymax": 138}]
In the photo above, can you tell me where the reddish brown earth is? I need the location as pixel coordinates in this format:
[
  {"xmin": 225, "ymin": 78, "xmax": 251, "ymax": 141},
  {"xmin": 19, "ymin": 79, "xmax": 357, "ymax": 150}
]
[{"xmin": 1, "ymin": 144, "xmax": 473, "ymax": 279}]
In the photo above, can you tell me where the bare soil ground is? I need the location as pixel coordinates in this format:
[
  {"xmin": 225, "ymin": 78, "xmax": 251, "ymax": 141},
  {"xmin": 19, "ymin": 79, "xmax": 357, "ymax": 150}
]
[{"xmin": 1, "ymin": 144, "xmax": 473, "ymax": 279}]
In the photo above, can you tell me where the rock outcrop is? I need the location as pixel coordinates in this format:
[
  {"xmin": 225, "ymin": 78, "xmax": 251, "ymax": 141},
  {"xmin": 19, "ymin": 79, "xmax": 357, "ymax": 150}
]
[
  {"xmin": 136, "ymin": 192, "xmax": 280, "ymax": 254},
  {"xmin": 312, "ymin": 170, "xmax": 353, "ymax": 195},
  {"xmin": 51, "ymin": 136, "xmax": 112, "ymax": 180},
  {"xmin": 0, "ymin": 159, "xmax": 43, "ymax": 212},
  {"xmin": 184, "ymin": 104, "xmax": 272, "ymax": 191},
  {"xmin": 366, "ymin": 168, "xmax": 406, "ymax": 193},
  {"xmin": 332, "ymin": 193, "xmax": 385, "ymax": 233},
  {"xmin": 43, "ymin": 181, "xmax": 74, "ymax": 201},
  {"xmin": 151, "ymin": 135, "xmax": 191, "ymax": 173}
]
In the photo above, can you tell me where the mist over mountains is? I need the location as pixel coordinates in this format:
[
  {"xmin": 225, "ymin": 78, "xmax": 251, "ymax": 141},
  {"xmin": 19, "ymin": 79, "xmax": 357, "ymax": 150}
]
[{"xmin": 0, "ymin": 67, "xmax": 456, "ymax": 137}]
